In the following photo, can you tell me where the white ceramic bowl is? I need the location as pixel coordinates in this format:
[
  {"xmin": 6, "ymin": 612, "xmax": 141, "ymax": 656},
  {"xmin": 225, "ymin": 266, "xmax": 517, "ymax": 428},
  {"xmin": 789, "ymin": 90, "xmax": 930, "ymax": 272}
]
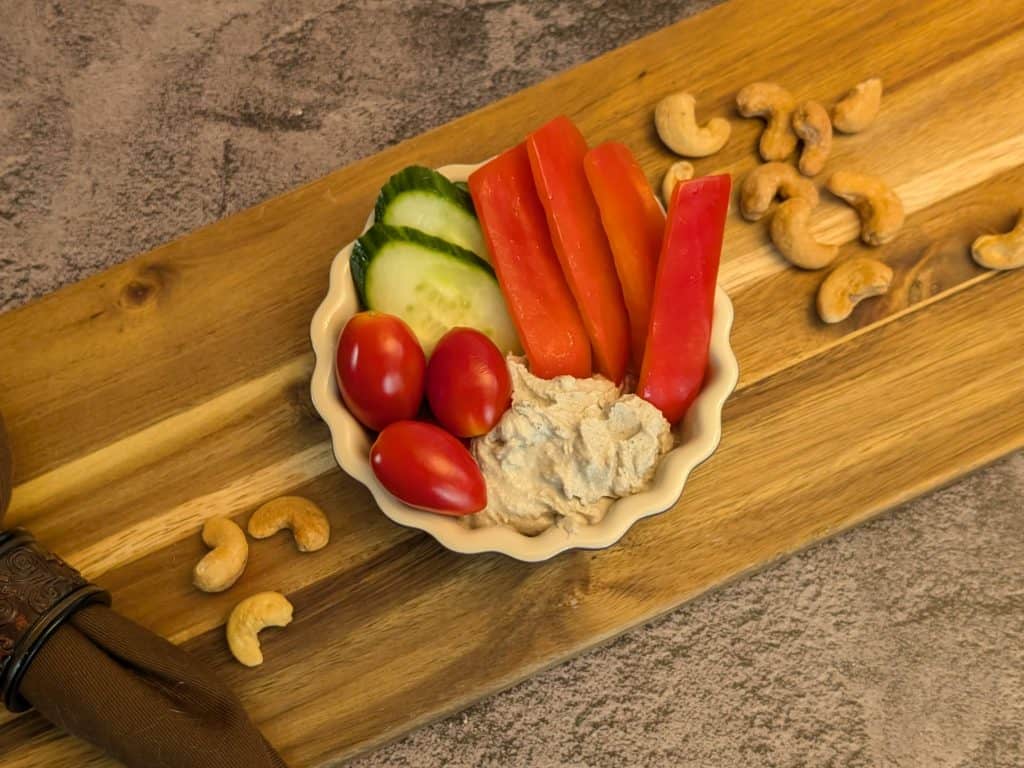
[{"xmin": 310, "ymin": 162, "xmax": 739, "ymax": 562}]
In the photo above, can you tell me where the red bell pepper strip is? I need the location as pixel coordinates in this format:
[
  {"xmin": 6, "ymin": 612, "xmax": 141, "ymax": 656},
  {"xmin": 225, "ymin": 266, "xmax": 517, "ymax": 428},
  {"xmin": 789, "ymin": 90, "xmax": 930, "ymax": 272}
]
[
  {"xmin": 468, "ymin": 144, "xmax": 592, "ymax": 379},
  {"xmin": 583, "ymin": 142, "xmax": 664, "ymax": 367},
  {"xmin": 638, "ymin": 174, "xmax": 731, "ymax": 425},
  {"xmin": 526, "ymin": 116, "xmax": 631, "ymax": 384}
]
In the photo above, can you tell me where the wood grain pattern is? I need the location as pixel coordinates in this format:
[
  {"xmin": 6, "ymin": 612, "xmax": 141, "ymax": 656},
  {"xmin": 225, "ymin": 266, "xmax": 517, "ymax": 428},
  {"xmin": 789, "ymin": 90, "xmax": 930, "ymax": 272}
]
[{"xmin": 1, "ymin": 0, "xmax": 1023, "ymax": 764}]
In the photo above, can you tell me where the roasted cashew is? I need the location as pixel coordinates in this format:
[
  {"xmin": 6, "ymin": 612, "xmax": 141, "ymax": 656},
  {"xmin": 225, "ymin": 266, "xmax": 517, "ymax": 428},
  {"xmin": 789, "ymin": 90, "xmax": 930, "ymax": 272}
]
[
  {"xmin": 193, "ymin": 517, "xmax": 248, "ymax": 593},
  {"xmin": 227, "ymin": 591, "xmax": 294, "ymax": 667},
  {"xmin": 736, "ymin": 82, "xmax": 798, "ymax": 161},
  {"xmin": 832, "ymin": 78, "xmax": 883, "ymax": 134},
  {"xmin": 971, "ymin": 210, "xmax": 1024, "ymax": 270},
  {"xmin": 661, "ymin": 160, "xmax": 695, "ymax": 206},
  {"xmin": 770, "ymin": 198, "xmax": 839, "ymax": 270},
  {"xmin": 248, "ymin": 496, "xmax": 331, "ymax": 552},
  {"xmin": 792, "ymin": 101, "xmax": 832, "ymax": 177},
  {"xmin": 739, "ymin": 162, "xmax": 819, "ymax": 221},
  {"xmin": 827, "ymin": 170, "xmax": 904, "ymax": 246},
  {"xmin": 817, "ymin": 257, "xmax": 893, "ymax": 324},
  {"xmin": 654, "ymin": 92, "xmax": 731, "ymax": 157}
]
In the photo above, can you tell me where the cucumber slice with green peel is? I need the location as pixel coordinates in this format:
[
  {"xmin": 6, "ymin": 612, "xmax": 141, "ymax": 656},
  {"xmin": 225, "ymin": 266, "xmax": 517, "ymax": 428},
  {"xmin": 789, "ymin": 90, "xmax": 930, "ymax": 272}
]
[
  {"xmin": 351, "ymin": 224, "xmax": 519, "ymax": 355},
  {"xmin": 374, "ymin": 166, "xmax": 489, "ymax": 262}
]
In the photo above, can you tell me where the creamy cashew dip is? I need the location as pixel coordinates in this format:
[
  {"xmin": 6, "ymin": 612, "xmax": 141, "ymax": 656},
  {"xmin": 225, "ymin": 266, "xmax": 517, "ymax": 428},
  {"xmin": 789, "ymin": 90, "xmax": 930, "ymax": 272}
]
[{"xmin": 465, "ymin": 358, "xmax": 673, "ymax": 535}]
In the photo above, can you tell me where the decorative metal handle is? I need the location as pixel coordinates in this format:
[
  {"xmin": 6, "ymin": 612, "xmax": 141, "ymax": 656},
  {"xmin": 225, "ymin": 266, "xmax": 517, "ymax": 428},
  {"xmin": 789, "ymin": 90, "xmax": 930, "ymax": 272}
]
[{"xmin": 0, "ymin": 529, "xmax": 110, "ymax": 712}]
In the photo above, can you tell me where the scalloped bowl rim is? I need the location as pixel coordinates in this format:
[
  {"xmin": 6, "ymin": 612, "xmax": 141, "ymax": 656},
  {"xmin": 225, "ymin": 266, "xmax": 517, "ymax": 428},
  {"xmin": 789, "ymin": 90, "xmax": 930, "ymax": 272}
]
[{"xmin": 309, "ymin": 162, "xmax": 739, "ymax": 562}]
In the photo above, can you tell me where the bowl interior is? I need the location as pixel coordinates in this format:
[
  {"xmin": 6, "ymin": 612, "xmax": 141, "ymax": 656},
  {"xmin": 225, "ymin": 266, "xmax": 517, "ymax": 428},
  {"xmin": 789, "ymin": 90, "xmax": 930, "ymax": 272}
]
[{"xmin": 309, "ymin": 162, "xmax": 739, "ymax": 561}]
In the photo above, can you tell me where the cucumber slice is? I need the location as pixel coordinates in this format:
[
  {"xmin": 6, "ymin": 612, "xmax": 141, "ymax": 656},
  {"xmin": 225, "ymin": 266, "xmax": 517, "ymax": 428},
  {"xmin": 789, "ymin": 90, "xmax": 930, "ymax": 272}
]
[
  {"xmin": 374, "ymin": 166, "xmax": 489, "ymax": 262},
  {"xmin": 351, "ymin": 224, "xmax": 519, "ymax": 355}
]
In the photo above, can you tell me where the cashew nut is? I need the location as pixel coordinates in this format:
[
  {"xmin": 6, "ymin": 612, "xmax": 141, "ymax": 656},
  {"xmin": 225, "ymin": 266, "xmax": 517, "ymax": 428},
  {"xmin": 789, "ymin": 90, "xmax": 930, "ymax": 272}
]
[
  {"xmin": 661, "ymin": 160, "xmax": 695, "ymax": 207},
  {"xmin": 248, "ymin": 496, "xmax": 331, "ymax": 552},
  {"xmin": 227, "ymin": 592, "xmax": 293, "ymax": 667},
  {"xmin": 736, "ymin": 82, "xmax": 798, "ymax": 161},
  {"xmin": 971, "ymin": 210, "xmax": 1024, "ymax": 270},
  {"xmin": 193, "ymin": 517, "xmax": 248, "ymax": 593},
  {"xmin": 654, "ymin": 92, "xmax": 731, "ymax": 157},
  {"xmin": 827, "ymin": 170, "xmax": 904, "ymax": 246},
  {"xmin": 817, "ymin": 257, "xmax": 893, "ymax": 324},
  {"xmin": 792, "ymin": 101, "xmax": 832, "ymax": 177},
  {"xmin": 739, "ymin": 162, "xmax": 819, "ymax": 222},
  {"xmin": 770, "ymin": 198, "xmax": 839, "ymax": 270},
  {"xmin": 832, "ymin": 77, "xmax": 883, "ymax": 134}
]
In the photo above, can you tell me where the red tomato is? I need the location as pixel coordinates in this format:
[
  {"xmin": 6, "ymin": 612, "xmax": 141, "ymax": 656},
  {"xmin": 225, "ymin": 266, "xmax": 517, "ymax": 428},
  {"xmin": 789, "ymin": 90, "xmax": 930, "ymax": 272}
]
[
  {"xmin": 336, "ymin": 312, "xmax": 426, "ymax": 431},
  {"xmin": 370, "ymin": 421, "xmax": 487, "ymax": 515},
  {"xmin": 426, "ymin": 328, "xmax": 512, "ymax": 438}
]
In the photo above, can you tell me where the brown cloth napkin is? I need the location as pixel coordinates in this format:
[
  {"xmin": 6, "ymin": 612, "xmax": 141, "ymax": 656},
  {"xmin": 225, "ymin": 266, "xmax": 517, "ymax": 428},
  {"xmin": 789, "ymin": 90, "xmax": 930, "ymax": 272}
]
[{"xmin": 0, "ymin": 413, "xmax": 287, "ymax": 768}]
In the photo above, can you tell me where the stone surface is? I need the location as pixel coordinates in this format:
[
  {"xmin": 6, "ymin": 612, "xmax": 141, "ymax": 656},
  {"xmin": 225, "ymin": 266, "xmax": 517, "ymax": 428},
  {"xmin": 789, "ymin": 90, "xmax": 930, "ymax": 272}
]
[{"xmin": 1, "ymin": 1, "xmax": 1021, "ymax": 766}]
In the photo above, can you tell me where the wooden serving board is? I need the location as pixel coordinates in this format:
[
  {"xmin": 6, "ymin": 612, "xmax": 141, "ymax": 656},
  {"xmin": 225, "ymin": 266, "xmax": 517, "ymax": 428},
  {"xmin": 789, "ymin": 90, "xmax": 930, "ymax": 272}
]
[{"xmin": 2, "ymin": 0, "xmax": 1024, "ymax": 764}]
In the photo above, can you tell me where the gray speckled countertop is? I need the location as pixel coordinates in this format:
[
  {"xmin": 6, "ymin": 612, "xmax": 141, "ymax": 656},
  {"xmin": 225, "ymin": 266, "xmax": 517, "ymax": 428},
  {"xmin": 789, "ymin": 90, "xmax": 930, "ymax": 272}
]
[{"xmin": 1, "ymin": 2, "xmax": 1021, "ymax": 766}]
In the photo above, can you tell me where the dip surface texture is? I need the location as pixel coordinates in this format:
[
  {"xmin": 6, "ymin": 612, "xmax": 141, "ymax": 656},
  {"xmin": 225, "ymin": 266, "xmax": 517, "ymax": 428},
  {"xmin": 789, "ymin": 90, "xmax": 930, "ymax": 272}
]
[{"xmin": 468, "ymin": 358, "xmax": 672, "ymax": 534}]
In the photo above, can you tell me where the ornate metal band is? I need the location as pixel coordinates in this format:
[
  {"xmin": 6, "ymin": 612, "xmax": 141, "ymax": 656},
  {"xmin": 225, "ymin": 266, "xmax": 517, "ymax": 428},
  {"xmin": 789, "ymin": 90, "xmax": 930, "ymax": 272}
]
[{"xmin": 0, "ymin": 529, "xmax": 110, "ymax": 712}]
